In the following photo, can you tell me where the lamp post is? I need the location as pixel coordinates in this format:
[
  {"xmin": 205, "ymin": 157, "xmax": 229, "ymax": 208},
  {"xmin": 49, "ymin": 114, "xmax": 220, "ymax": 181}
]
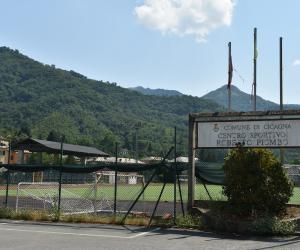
[{"xmin": 134, "ymin": 122, "xmax": 142, "ymax": 163}]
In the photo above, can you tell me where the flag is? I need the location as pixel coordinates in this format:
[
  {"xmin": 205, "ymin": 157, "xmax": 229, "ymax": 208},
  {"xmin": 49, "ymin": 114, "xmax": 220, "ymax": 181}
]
[{"xmin": 227, "ymin": 42, "xmax": 233, "ymax": 89}]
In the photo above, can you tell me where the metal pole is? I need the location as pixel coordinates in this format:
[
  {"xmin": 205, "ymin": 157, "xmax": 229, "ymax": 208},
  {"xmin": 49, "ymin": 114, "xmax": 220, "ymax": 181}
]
[
  {"xmin": 121, "ymin": 168, "xmax": 159, "ymax": 224},
  {"xmin": 121, "ymin": 147, "xmax": 174, "ymax": 224},
  {"xmin": 228, "ymin": 89, "xmax": 231, "ymax": 112},
  {"xmin": 280, "ymin": 37, "xmax": 283, "ymax": 111},
  {"xmin": 93, "ymin": 172, "xmax": 97, "ymax": 215},
  {"xmin": 5, "ymin": 140, "xmax": 11, "ymax": 207},
  {"xmin": 253, "ymin": 27, "xmax": 257, "ymax": 111},
  {"xmin": 148, "ymin": 178, "xmax": 166, "ymax": 228},
  {"xmin": 176, "ymin": 173, "xmax": 185, "ymax": 216},
  {"xmin": 228, "ymin": 42, "xmax": 232, "ymax": 112},
  {"xmin": 114, "ymin": 142, "xmax": 118, "ymax": 214},
  {"xmin": 135, "ymin": 126, "xmax": 138, "ymax": 163},
  {"xmin": 57, "ymin": 136, "xmax": 64, "ymax": 215},
  {"xmin": 173, "ymin": 126, "xmax": 177, "ymax": 225},
  {"xmin": 201, "ymin": 179, "xmax": 212, "ymax": 200},
  {"xmin": 279, "ymin": 37, "xmax": 284, "ymax": 164},
  {"xmin": 188, "ymin": 115, "xmax": 196, "ymax": 213}
]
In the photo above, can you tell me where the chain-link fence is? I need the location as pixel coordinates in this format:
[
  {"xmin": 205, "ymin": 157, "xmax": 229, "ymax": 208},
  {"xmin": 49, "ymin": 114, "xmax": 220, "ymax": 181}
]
[
  {"xmin": 195, "ymin": 150, "xmax": 300, "ymax": 205},
  {"xmin": 0, "ymin": 164, "xmax": 187, "ymax": 225}
]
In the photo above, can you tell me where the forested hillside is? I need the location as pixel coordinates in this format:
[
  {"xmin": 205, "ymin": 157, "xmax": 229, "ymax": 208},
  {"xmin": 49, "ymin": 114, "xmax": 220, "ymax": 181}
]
[{"xmin": 0, "ymin": 47, "xmax": 223, "ymax": 156}]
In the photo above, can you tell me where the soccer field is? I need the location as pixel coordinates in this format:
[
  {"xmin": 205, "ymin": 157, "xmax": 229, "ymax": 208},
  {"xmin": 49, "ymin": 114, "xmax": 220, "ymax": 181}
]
[{"xmin": 1, "ymin": 184, "xmax": 300, "ymax": 204}]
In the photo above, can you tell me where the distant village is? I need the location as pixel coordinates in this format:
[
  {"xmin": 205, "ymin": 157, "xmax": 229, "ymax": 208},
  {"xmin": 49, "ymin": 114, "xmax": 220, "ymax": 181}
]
[{"xmin": 0, "ymin": 138, "xmax": 192, "ymax": 165}]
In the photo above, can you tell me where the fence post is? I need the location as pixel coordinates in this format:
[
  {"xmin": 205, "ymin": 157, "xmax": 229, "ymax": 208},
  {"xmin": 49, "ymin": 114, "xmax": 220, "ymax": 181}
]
[
  {"xmin": 57, "ymin": 136, "xmax": 64, "ymax": 217},
  {"xmin": 93, "ymin": 172, "xmax": 98, "ymax": 215},
  {"xmin": 148, "ymin": 175, "xmax": 167, "ymax": 228},
  {"xmin": 5, "ymin": 170, "xmax": 9, "ymax": 207},
  {"xmin": 5, "ymin": 140, "xmax": 11, "ymax": 207},
  {"xmin": 188, "ymin": 115, "xmax": 196, "ymax": 213},
  {"xmin": 114, "ymin": 142, "xmax": 118, "ymax": 214},
  {"xmin": 177, "ymin": 173, "xmax": 185, "ymax": 216},
  {"xmin": 173, "ymin": 126, "xmax": 177, "ymax": 225}
]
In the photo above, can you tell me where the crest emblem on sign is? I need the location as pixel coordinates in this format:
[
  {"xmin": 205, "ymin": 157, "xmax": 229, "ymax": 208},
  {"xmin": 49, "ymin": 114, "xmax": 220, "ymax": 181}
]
[{"xmin": 213, "ymin": 124, "xmax": 219, "ymax": 132}]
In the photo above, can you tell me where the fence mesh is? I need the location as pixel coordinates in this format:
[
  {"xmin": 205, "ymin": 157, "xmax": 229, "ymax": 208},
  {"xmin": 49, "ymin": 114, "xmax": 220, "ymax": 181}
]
[
  {"xmin": 0, "ymin": 165, "xmax": 187, "ymax": 223},
  {"xmin": 193, "ymin": 148, "xmax": 300, "ymax": 206}
]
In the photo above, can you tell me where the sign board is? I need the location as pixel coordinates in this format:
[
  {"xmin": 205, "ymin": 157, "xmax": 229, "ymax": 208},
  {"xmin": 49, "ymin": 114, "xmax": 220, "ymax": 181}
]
[{"xmin": 197, "ymin": 119, "xmax": 300, "ymax": 148}]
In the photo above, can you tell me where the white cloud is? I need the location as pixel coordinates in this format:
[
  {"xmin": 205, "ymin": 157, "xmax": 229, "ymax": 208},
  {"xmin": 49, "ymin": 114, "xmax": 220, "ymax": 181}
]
[
  {"xmin": 134, "ymin": 0, "xmax": 236, "ymax": 42},
  {"xmin": 293, "ymin": 60, "xmax": 300, "ymax": 66}
]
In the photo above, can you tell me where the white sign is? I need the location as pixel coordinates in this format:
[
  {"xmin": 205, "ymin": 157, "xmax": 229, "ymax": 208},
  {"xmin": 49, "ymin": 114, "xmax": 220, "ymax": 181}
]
[{"xmin": 197, "ymin": 119, "xmax": 300, "ymax": 148}]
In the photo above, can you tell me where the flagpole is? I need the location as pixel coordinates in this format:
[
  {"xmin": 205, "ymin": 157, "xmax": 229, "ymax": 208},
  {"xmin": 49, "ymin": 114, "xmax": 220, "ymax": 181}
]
[
  {"xmin": 253, "ymin": 27, "xmax": 257, "ymax": 111},
  {"xmin": 228, "ymin": 42, "xmax": 232, "ymax": 112},
  {"xmin": 280, "ymin": 37, "xmax": 283, "ymax": 111},
  {"xmin": 279, "ymin": 37, "xmax": 284, "ymax": 164}
]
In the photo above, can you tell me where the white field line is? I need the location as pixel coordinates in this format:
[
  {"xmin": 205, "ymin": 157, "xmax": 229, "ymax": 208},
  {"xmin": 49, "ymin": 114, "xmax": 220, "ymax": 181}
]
[{"xmin": 0, "ymin": 226, "xmax": 160, "ymax": 239}]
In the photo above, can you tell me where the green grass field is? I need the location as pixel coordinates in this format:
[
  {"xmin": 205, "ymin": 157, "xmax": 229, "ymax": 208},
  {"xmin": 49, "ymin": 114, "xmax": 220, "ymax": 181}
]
[{"xmin": 1, "ymin": 184, "xmax": 300, "ymax": 204}]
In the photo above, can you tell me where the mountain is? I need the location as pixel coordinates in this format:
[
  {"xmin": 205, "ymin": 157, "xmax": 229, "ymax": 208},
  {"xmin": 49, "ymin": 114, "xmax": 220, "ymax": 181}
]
[
  {"xmin": 202, "ymin": 85, "xmax": 300, "ymax": 111},
  {"xmin": 0, "ymin": 47, "xmax": 223, "ymax": 156},
  {"xmin": 129, "ymin": 86, "xmax": 183, "ymax": 97}
]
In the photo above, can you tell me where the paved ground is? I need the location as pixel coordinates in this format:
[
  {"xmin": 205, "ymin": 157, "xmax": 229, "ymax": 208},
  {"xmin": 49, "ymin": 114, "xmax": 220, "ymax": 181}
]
[{"xmin": 0, "ymin": 220, "xmax": 300, "ymax": 250}]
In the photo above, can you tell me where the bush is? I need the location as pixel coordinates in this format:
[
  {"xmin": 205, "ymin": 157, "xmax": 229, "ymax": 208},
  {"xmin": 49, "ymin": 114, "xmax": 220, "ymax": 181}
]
[
  {"xmin": 223, "ymin": 148, "xmax": 293, "ymax": 216},
  {"xmin": 175, "ymin": 215, "xmax": 202, "ymax": 229},
  {"xmin": 251, "ymin": 217, "xmax": 296, "ymax": 236},
  {"xmin": 202, "ymin": 212, "xmax": 296, "ymax": 235}
]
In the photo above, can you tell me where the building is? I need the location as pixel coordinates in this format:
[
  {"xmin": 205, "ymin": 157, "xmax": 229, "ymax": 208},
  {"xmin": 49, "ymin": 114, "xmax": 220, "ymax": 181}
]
[
  {"xmin": 283, "ymin": 164, "xmax": 300, "ymax": 186},
  {"xmin": 0, "ymin": 140, "xmax": 9, "ymax": 164},
  {"xmin": 88, "ymin": 157, "xmax": 144, "ymax": 164}
]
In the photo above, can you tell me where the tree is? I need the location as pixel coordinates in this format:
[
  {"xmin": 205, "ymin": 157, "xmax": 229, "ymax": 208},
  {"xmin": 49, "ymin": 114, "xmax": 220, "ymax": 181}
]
[
  {"xmin": 18, "ymin": 125, "xmax": 32, "ymax": 138},
  {"xmin": 100, "ymin": 133, "xmax": 118, "ymax": 155},
  {"xmin": 47, "ymin": 130, "xmax": 61, "ymax": 142},
  {"xmin": 223, "ymin": 148, "xmax": 293, "ymax": 216}
]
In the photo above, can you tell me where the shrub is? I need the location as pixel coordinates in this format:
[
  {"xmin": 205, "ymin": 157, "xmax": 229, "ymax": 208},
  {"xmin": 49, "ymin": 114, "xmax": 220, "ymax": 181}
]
[
  {"xmin": 251, "ymin": 217, "xmax": 296, "ymax": 236},
  {"xmin": 0, "ymin": 208, "xmax": 13, "ymax": 219},
  {"xmin": 222, "ymin": 148, "xmax": 293, "ymax": 216},
  {"xmin": 175, "ymin": 215, "xmax": 202, "ymax": 229}
]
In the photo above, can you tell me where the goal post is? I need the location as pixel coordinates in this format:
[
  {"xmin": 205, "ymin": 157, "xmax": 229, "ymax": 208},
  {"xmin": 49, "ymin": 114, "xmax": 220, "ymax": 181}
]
[
  {"xmin": 96, "ymin": 172, "xmax": 145, "ymax": 185},
  {"xmin": 15, "ymin": 172, "xmax": 146, "ymax": 214},
  {"xmin": 16, "ymin": 182, "xmax": 59, "ymax": 213}
]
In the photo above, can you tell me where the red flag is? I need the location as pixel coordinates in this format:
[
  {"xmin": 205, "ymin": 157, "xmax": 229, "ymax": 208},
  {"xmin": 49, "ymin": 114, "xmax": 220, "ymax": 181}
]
[{"xmin": 228, "ymin": 42, "xmax": 233, "ymax": 89}]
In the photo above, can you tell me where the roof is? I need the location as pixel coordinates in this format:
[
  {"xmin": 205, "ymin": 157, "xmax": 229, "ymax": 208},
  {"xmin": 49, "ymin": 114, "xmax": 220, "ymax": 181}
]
[{"xmin": 12, "ymin": 138, "xmax": 109, "ymax": 157}]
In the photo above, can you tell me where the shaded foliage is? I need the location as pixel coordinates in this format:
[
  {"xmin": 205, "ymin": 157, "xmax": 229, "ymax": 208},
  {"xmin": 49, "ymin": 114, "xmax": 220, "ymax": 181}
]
[{"xmin": 223, "ymin": 148, "xmax": 293, "ymax": 216}]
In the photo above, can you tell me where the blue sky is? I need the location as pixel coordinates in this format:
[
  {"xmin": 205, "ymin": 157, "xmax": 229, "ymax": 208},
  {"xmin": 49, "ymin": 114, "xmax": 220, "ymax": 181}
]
[{"xmin": 0, "ymin": 0, "xmax": 300, "ymax": 104}]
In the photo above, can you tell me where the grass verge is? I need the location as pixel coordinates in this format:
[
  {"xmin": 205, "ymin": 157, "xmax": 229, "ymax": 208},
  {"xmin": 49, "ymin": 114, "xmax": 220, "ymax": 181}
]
[{"xmin": 0, "ymin": 206, "xmax": 296, "ymax": 236}]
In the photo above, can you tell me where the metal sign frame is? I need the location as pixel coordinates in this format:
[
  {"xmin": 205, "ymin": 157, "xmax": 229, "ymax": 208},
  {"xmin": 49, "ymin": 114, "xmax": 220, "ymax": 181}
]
[
  {"xmin": 196, "ymin": 118, "xmax": 300, "ymax": 149},
  {"xmin": 187, "ymin": 110, "xmax": 300, "ymax": 212}
]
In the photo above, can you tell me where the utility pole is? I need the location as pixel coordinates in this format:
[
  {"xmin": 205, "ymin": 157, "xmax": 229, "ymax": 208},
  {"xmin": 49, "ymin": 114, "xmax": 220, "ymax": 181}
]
[
  {"xmin": 134, "ymin": 122, "xmax": 141, "ymax": 163},
  {"xmin": 253, "ymin": 27, "xmax": 257, "ymax": 111}
]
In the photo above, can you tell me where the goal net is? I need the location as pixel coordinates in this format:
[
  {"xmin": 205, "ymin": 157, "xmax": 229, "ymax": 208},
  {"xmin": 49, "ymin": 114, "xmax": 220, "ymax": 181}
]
[
  {"xmin": 15, "ymin": 172, "xmax": 145, "ymax": 214},
  {"xmin": 16, "ymin": 182, "xmax": 59, "ymax": 213},
  {"xmin": 96, "ymin": 172, "xmax": 145, "ymax": 185},
  {"xmin": 15, "ymin": 181, "xmax": 113, "ymax": 214}
]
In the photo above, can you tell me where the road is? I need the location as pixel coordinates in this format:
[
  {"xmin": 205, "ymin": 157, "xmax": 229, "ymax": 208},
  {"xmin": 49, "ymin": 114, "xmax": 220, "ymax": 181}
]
[{"xmin": 0, "ymin": 220, "xmax": 300, "ymax": 250}]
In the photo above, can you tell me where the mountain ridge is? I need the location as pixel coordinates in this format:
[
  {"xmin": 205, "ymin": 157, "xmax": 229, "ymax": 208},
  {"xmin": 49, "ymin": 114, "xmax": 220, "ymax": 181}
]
[
  {"xmin": 130, "ymin": 84, "xmax": 300, "ymax": 111},
  {"xmin": 129, "ymin": 86, "xmax": 183, "ymax": 97},
  {"xmin": 202, "ymin": 85, "xmax": 300, "ymax": 111}
]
